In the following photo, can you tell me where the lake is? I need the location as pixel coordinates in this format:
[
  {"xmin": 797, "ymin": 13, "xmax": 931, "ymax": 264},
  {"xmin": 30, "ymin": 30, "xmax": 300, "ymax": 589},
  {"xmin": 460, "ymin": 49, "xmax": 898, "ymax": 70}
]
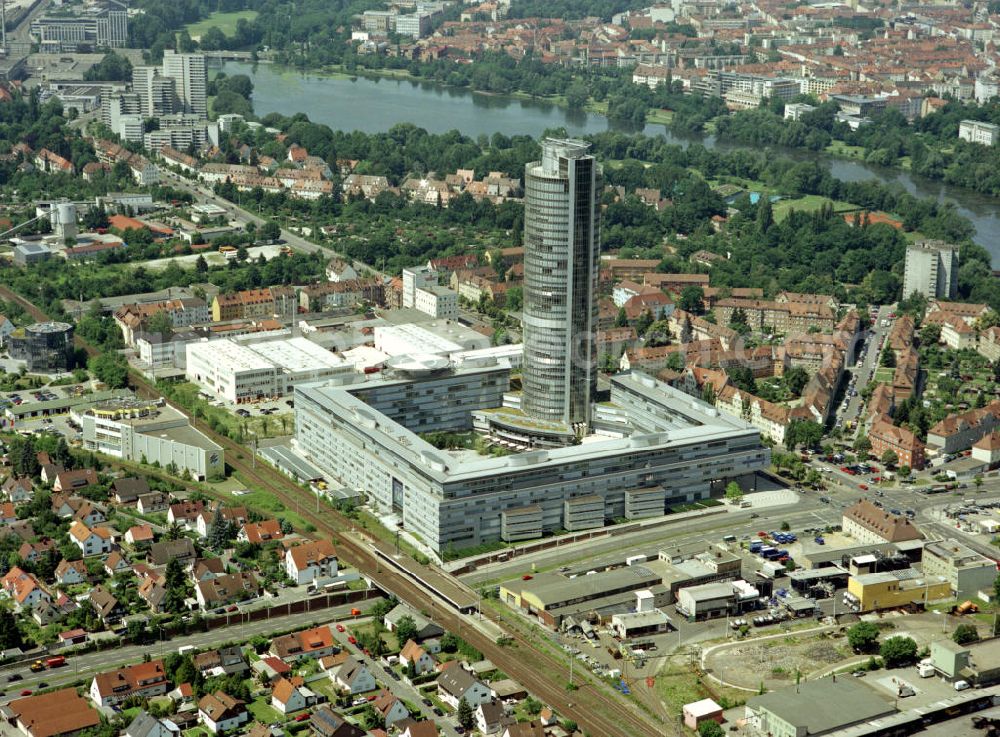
[{"xmin": 224, "ymin": 61, "xmax": 1000, "ymax": 263}]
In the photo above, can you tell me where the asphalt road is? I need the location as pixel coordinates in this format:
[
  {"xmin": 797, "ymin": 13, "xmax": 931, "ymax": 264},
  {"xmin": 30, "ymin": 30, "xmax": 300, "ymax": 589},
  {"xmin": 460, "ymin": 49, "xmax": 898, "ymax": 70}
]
[
  {"xmin": 328, "ymin": 623, "xmax": 461, "ymax": 737},
  {"xmin": 842, "ymin": 303, "xmax": 894, "ymax": 424},
  {"xmin": 0, "ymin": 599, "xmax": 382, "ymax": 703},
  {"xmin": 462, "ymin": 471, "xmax": 1000, "ymax": 587},
  {"xmin": 158, "ymin": 170, "xmax": 384, "ymax": 282}
]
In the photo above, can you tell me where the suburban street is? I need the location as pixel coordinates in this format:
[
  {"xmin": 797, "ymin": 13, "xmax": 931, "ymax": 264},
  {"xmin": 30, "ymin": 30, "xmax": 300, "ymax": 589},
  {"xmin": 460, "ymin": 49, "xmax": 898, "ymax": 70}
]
[
  {"xmin": 0, "ymin": 600, "xmax": 381, "ymax": 702},
  {"xmin": 157, "ymin": 170, "xmax": 386, "ymax": 281},
  {"xmin": 842, "ymin": 303, "xmax": 894, "ymax": 424}
]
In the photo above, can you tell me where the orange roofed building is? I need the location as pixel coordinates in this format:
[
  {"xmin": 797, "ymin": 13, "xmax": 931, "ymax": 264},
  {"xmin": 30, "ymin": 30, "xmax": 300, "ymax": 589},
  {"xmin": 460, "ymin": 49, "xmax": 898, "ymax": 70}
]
[{"xmin": 89, "ymin": 659, "xmax": 169, "ymax": 706}]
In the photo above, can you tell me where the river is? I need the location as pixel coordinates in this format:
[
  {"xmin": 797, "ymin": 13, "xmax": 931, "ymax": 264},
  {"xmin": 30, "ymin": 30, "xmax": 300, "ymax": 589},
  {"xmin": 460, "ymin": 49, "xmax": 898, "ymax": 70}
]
[{"xmin": 223, "ymin": 61, "xmax": 1000, "ymax": 263}]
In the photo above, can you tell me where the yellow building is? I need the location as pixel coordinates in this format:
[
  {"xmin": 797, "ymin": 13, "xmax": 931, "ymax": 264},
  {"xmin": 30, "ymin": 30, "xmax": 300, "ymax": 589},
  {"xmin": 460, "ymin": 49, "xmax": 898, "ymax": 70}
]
[{"xmin": 845, "ymin": 570, "xmax": 951, "ymax": 613}]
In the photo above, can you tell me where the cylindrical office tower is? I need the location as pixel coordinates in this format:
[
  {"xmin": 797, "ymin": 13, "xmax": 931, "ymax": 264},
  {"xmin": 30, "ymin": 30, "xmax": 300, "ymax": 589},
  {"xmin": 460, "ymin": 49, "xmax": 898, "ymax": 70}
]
[{"xmin": 521, "ymin": 138, "xmax": 602, "ymax": 427}]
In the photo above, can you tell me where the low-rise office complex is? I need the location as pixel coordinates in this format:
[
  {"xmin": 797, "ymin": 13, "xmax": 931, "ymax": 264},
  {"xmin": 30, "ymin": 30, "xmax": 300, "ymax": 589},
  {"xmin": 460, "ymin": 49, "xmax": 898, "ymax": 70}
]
[
  {"xmin": 921, "ymin": 538, "xmax": 998, "ymax": 599},
  {"xmin": 186, "ymin": 336, "xmax": 350, "ymax": 403},
  {"xmin": 295, "ymin": 370, "xmax": 767, "ymax": 551},
  {"xmin": 81, "ymin": 398, "xmax": 224, "ymax": 480}
]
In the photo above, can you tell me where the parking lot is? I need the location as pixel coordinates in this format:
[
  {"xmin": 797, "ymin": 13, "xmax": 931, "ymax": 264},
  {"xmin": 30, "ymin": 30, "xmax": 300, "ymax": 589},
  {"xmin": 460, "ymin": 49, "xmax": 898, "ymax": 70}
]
[{"xmin": 0, "ymin": 383, "xmax": 96, "ymax": 442}]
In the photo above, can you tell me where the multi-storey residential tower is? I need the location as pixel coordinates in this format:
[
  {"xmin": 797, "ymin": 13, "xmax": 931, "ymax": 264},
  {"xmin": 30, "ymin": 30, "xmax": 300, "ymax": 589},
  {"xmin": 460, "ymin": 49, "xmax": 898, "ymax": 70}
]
[
  {"xmin": 902, "ymin": 240, "xmax": 959, "ymax": 300},
  {"xmin": 521, "ymin": 138, "xmax": 601, "ymax": 427},
  {"xmin": 161, "ymin": 51, "xmax": 207, "ymax": 118}
]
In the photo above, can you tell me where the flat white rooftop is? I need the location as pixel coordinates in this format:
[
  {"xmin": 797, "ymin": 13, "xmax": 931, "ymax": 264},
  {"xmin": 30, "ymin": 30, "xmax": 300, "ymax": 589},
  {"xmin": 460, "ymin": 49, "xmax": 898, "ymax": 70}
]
[
  {"xmin": 247, "ymin": 336, "xmax": 345, "ymax": 372},
  {"xmin": 189, "ymin": 339, "xmax": 273, "ymax": 371},
  {"xmin": 374, "ymin": 321, "xmax": 488, "ymax": 356}
]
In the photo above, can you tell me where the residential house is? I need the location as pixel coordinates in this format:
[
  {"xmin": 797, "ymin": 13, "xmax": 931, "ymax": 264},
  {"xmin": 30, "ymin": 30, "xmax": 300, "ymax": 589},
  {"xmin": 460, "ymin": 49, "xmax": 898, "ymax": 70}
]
[
  {"xmin": 927, "ymin": 401, "xmax": 1000, "ymax": 454},
  {"xmin": 103, "ymin": 551, "xmax": 131, "ymax": 577},
  {"xmin": 284, "ymin": 540, "xmax": 338, "ymax": 585},
  {"xmin": 198, "ymin": 691, "xmax": 249, "ymax": 734},
  {"xmin": 892, "ymin": 348, "xmax": 921, "ymax": 401},
  {"xmin": 125, "ymin": 524, "xmax": 155, "ymax": 549},
  {"xmin": 112, "ymin": 478, "xmax": 151, "ymax": 505},
  {"xmin": 978, "ymin": 326, "xmax": 1000, "ymax": 362},
  {"xmin": 17, "ymin": 540, "xmax": 54, "ymax": 565},
  {"xmin": 972, "ymin": 431, "xmax": 1000, "ymax": 468},
  {"xmin": 476, "ymin": 701, "xmax": 511, "ymax": 736},
  {"xmin": 88, "ymin": 585, "xmax": 125, "ymax": 625},
  {"xmin": 137, "ymin": 492, "xmax": 170, "ymax": 514},
  {"xmin": 271, "ymin": 677, "xmax": 317, "ymax": 715},
  {"xmin": 195, "ymin": 571, "xmax": 261, "ymax": 610},
  {"xmin": 193, "ymin": 646, "xmax": 249, "ymax": 677},
  {"xmin": 90, "ymin": 660, "xmax": 169, "ymax": 707},
  {"xmin": 126, "ymin": 711, "xmax": 181, "ymax": 737},
  {"xmin": 926, "ymin": 300, "xmax": 989, "ymax": 324},
  {"xmin": 52, "ymin": 469, "xmax": 99, "ymax": 493},
  {"xmin": 72, "ymin": 501, "xmax": 107, "ymax": 527},
  {"xmin": 370, "ymin": 691, "xmax": 409, "ymax": 728},
  {"xmin": 238, "ymin": 519, "xmax": 284, "ymax": 545},
  {"xmin": 502, "ymin": 723, "xmax": 544, "ymax": 737},
  {"xmin": 41, "ymin": 466, "xmax": 66, "ymax": 488},
  {"xmin": 2, "ymin": 476, "xmax": 33, "ymax": 503},
  {"xmin": 401, "ymin": 723, "xmax": 439, "ymax": 737},
  {"xmin": 55, "ymin": 559, "xmax": 88, "ymax": 586},
  {"xmin": 191, "ymin": 557, "xmax": 226, "ymax": 582},
  {"xmin": 2, "ymin": 566, "xmax": 50, "ymax": 611},
  {"xmin": 331, "ymin": 655, "xmax": 376, "ymax": 694},
  {"xmin": 888, "ymin": 315, "xmax": 915, "ymax": 354},
  {"xmin": 9, "ymin": 689, "xmax": 101, "ymax": 737},
  {"xmin": 437, "ymin": 665, "xmax": 493, "ymax": 709},
  {"xmin": 939, "ymin": 316, "xmax": 978, "ymax": 350},
  {"xmin": 69, "ymin": 520, "xmax": 113, "ymax": 557},
  {"xmin": 399, "ymin": 640, "xmax": 436, "ymax": 675},
  {"xmin": 195, "ymin": 505, "xmax": 249, "ymax": 539},
  {"xmin": 384, "ymin": 604, "xmax": 445, "ymax": 641},
  {"xmin": 869, "ymin": 416, "xmax": 926, "ymax": 470},
  {"xmin": 0, "ymin": 502, "xmax": 16, "ymax": 525},
  {"xmin": 167, "ymin": 500, "xmax": 205, "ymax": 528},
  {"xmin": 138, "ymin": 577, "xmax": 168, "ymax": 613},
  {"xmin": 270, "ymin": 625, "xmax": 337, "ymax": 662},
  {"xmin": 310, "ymin": 706, "xmax": 365, "ymax": 737},
  {"xmin": 148, "ymin": 538, "xmax": 196, "ymax": 566}
]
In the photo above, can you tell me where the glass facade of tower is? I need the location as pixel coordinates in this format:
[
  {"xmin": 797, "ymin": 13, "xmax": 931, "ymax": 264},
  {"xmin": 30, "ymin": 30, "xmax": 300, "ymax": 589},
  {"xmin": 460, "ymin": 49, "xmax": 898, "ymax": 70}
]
[{"xmin": 522, "ymin": 139, "xmax": 601, "ymax": 426}]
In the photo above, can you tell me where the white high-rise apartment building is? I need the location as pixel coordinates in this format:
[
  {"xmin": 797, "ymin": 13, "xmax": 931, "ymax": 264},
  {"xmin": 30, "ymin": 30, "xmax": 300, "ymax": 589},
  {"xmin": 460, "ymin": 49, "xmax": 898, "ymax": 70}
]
[
  {"xmin": 902, "ymin": 240, "xmax": 959, "ymax": 300},
  {"xmin": 161, "ymin": 51, "xmax": 207, "ymax": 119},
  {"xmin": 522, "ymin": 138, "xmax": 601, "ymax": 427}
]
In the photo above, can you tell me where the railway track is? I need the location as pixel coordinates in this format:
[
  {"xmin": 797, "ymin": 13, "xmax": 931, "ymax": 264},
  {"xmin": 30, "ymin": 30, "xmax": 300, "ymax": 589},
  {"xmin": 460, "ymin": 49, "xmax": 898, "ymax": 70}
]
[{"xmin": 1, "ymin": 285, "xmax": 665, "ymax": 737}]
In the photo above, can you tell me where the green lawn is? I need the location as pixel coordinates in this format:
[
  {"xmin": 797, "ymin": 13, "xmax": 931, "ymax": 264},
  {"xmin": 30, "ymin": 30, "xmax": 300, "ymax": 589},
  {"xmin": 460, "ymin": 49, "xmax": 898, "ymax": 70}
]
[
  {"xmin": 248, "ymin": 696, "xmax": 283, "ymax": 724},
  {"xmin": 772, "ymin": 195, "xmax": 857, "ymax": 222},
  {"xmin": 225, "ymin": 486, "xmax": 312, "ymax": 532},
  {"xmin": 872, "ymin": 367, "xmax": 894, "ymax": 384},
  {"xmin": 825, "ymin": 141, "xmax": 867, "ymax": 160},
  {"xmin": 185, "ymin": 10, "xmax": 258, "ymax": 39}
]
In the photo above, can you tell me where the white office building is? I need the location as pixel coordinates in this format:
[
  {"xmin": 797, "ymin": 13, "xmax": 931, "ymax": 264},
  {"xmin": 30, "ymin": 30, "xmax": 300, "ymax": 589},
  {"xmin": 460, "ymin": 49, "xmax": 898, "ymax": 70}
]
[
  {"xmin": 414, "ymin": 285, "xmax": 459, "ymax": 319},
  {"xmin": 295, "ymin": 370, "xmax": 768, "ymax": 551},
  {"xmin": 374, "ymin": 322, "xmax": 489, "ymax": 357},
  {"xmin": 958, "ymin": 119, "xmax": 1000, "ymax": 146},
  {"xmin": 81, "ymin": 400, "xmax": 224, "ymax": 480},
  {"xmin": 402, "ymin": 265, "xmax": 437, "ymax": 308},
  {"xmin": 186, "ymin": 337, "xmax": 350, "ymax": 403}
]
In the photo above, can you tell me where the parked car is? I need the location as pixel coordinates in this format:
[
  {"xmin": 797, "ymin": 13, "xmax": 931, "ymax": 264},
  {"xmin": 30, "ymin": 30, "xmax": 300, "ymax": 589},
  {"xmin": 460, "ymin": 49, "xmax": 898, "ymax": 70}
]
[{"xmin": 336, "ymin": 624, "xmax": 345, "ymax": 632}]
